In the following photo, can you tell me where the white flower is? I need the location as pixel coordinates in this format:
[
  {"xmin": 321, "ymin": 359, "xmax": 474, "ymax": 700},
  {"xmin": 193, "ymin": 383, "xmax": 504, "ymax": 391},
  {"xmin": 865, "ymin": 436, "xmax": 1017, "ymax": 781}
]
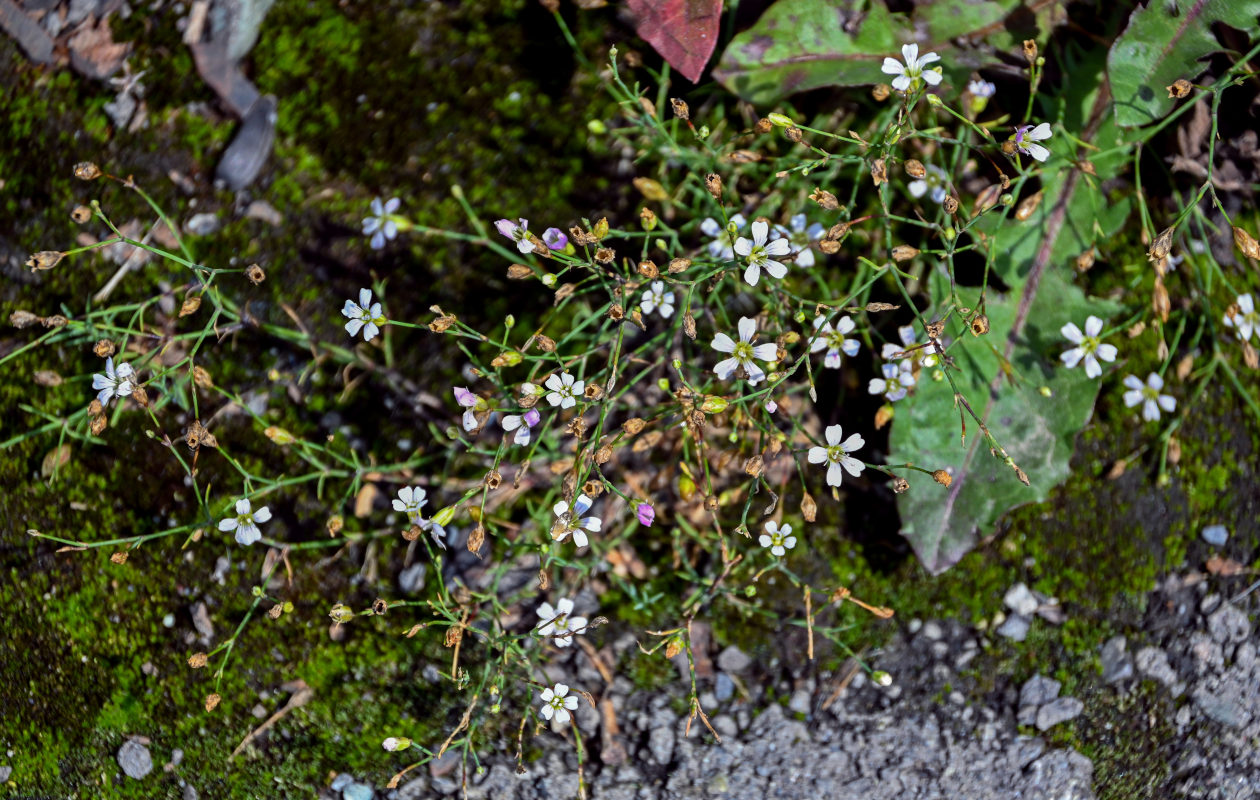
[
  {"xmin": 1224, "ymin": 293, "xmax": 1257, "ymax": 341},
  {"xmin": 758, "ymin": 521, "xmax": 796, "ymax": 557},
  {"xmin": 733, "ymin": 219, "xmax": 791, "ymax": 286},
  {"xmin": 699, "ymin": 214, "xmax": 746, "ymax": 260},
  {"xmin": 217, "ymin": 497, "xmax": 272, "ymax": 546},
  {"xmin": 773, "ymin": 214, "xmax": 826, "ymax": 267},
  {"xmin": 501, "ymin": 408, "xmax": 542, "ymax": 446},
  {"xmin": 536, "ymin": 597, "xmax": 589, "ymax": 648},
  {"xmin": 968, "ymin": 80, "xmax": 996, "ymax": 98},
  {"xmin": 382, "ymin": 737, "xmax": 411, "ymax": 752},
  {"xmin": 868, "ymin": 361, "xmax": 916, "ymax": 402},
  {"xmin": 1060, "ymin": 315, "xmax": 1117, "ymax": 379},
  {"xmin": 1123, "ymin": 373, "xmax": 1175, "ymax": 422},
  {"xmin": 881, "ymin": 43, "xmax": 942, "ymax": 92},
  {"xmin": 881, "ymin": 325, "xmax": 939, "ymax": 369},
  {"xmin": 908, "ymin": 164, "xmax": 950, "ymax": 204},
  {"xmin": 544, "ymin": 372, "xmax": 585, "ymax": 409},
  {"xmin": 342, "ymin": 288, "xmax": 387, "ymax": 341},
  {"xmin": 454, "ymin": 387, "xmax": 488, "ymax": 431},
  {"xmin": 641, "ymin": 281, "xmax": 675, "ymax": 318},
  {"xmin": 494, "ymin": 218, "xmax": 535, "ymax": 254},
  {"xmin": 807, "ymin": 424, "xmax": 866, "ymax": 486},
  {"xmin": 1013, "ymin": 123, "xmax": 1053, "ymax": 163},
  {"xmin": 362, "ymin": 197, "xmax": 401, "ymax": 250},
  {"xmin": 539, "ymin": 683, "xmax": 579, "ymax": 724},
  {"xmin": 810, "ymin": 315, "xmax": 861, "ymax": 369},
  {"xmin": 392, "ymin": 486, "xmax": 428, "ymax": 525},
  {"xmin": 91, "ymin": 357, "xmax": 136, "ymax": 406},
  {"xmin": 551, "ymin": 494, "xmax": 601, "ymax": 547},
  {"xmin": 712, "ymin": 316, "xmax": 778, "ymax": 385}
]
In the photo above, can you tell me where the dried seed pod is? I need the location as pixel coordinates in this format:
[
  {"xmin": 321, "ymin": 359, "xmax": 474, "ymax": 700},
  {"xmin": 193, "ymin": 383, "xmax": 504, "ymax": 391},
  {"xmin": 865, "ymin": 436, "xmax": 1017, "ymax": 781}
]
[
  {"xmin": 970, "ymin": 313, "xmax": 990, "ymax": 336},
  {"xmin": 703, "ymin": 495, "xmax": 718, "ymax": 512},
  {"xmin": 507, "ymin": 263, "xmax": 533, "ymax": 279},
  {"xmin": 467, "ymin": 525, "xmax": 485, "ymax": 555},
  {"xmin": 819, "ymin": 239, "xmax": 841, "ymax": 254},
  {"xmin": 372, "ymin": 598, "xmax": 389, "ymax": 616},
  {"xmin": 268, "ymin": 604, "xmax": 284, "ymax": 619},
  {"xmin": 583, "ymin": 383, "xmax": 603, "ymax": 400},
  {"xmin": 1152, "ymin": 277, "xmax": 1170, "ymax": 323},
  {"xmin": 90, "ymin": 414, "xmax": 107, "ymax": 435},
  {"xmin": 180, "ymin": 295, "xmax": 202, "ymax": 317},
  {"xmin": 704, "ymin": 173, "xmax": 723, "ymax": 200},
  {"xmin": 865, "ymin": 302, "xmax": 900, "ymax": 312},
  {"xmin": 1148, "ymin": 226, "xmax": 1175, "ymax": 262},
  {"xmin": 88, "ymin": 399, "xmax": 104, "ymax": 417},
  {"xmin": 429, "ymin": 314, "xmax": 457, "ymax": 332},
  {"xmin": 535, "ymin": 334, "xmax": 556, "ymax": 352},
  {"xmin": 622, "ymin": 417, "xmax": 646, "ymax": 435},
  {"xmin": 34, "ymin": 370, "xmax": 62, "ymax": 387},
  {"xmin": 1077, "ymin": 247, "xmax": 1096, "ymax": 272},
  {"xmin": 904, "ymin": 159, "xmax": 926, "ymax": 179},
  {"xmin": 1167, "ymin": 436, "xmax": 1181, "ymax": 465},
  {"xmin": 93, "ymin": 339, "xmax": 116, "ymax": 358},
  {"xmin": 74, "ymin": 162, "xmax": 102, "ymax": 180},
  {"xmin": 667, "ymin": 257, "xmax": 690, "ymax": 273},
  {"xmin": 71, "ymin": 205, "xmax": 92, "ymax": 224},
  {"xmin": 609, "ymin": 304, "xmax": 625, "ymax": 321},
  {"xmin": 246, "ymin": 264, "xmax": 266, "ymax": 284},
  {"xmin": 569, "ymin": 226, "xmax": 597, "ymax": 246},
  {"xmin": 670, "ymin": 97, "xmax": 689, "ymax": 120},
  {"xmin": 1233, "ymin": 226, "xmax": 1260, "ymax": 260},
  {"xmin": 1015, "ymin": 191, "xmax": 1044, "ymax": 221},
  {"xmin": 485, "ymin": 470, "xmax": 502, "ymax": 490},
  {"xmin": 800, "ymin": 492, "xmax": 817, "ymax": 522},
  {"xmin": 1022, "ymin": 39, "xmax": 1038, "ymax": 64},
  {"xmin": 188, "ymin": 653, "xmax": 209, "ymax": 669},
  {"xmin": 10, "ymin": 310, "xmax": 40, "ymax": 328},
  {"xmin": 26, "ymin": 251, "xmax": 65, "ymax": 271},
  {"xmin": 872, "ymin": 83, "xmax": 891, "ymax": 101},
  {"xmin": 42, "ymin": 315, "xmax": 68, "ymax": 329},
  {"xmin": 809, "ymin": 188, "xmax": 840, "ymax": 210},
  {"xmin": 326, "ymin": 515, "xmax": 344, "ymax": 536},
  {"xmin": 785, "ymin": 126, "xmax": 804, "ymax": 143},
  {"xmin": 110, "ymin": 551, "xmax": 128, "ymax": 564},
  {"xmin": 402, "ymin": 525, "xmax": 422, "ymax": 542},
  {"xmin": 205, "ymin": 693, "xmax": 221, "ymax": 712},
  {"xmin": 1166, "ymin": 79, "xmax": 1192, "ymax": 99},
  {"xmin": 891, "ymin": 245, "xmax": 919, "ymax": 262},
  {"xmin": 874, "ymin": 404, "xmax": 894, "ymax": 430},
  {"xmin": 754, "ymin": 117, "xmax": 773, "ymax": 134},
  {"xmin": 870, "ymin": 158, "xmax": 887, "ymax": 186},
  {"xmin": 595, "ymin": 445, "xmax": 613, "ymax": 464},
  {"xmin": 943, "ymin": 195, "xmax": 959, "ymax": 214},
  {"xmin": 1243, "ymin": 340, "xmax": 1258, "ymax": 370},
  {"xmin": 594, "ymin": 247, "xmax": 615, "ymax": 264},
  {"xmin": 566, "ymin": 416, "xmax": 587, "ymax": 439},
  {"xmin": 974, "ymin": 184, "xmax": 1003, "ymax": 213},
  {"xmin": 131, "ymin": 386, "xmax": 150, "ymax": 409},
  {"xmin": 999, "ymin": 140, "xmax": 1018, "ymax": 157},
  {"xmin": 825, "ymin": 221, "xmax": 851, "ymax": 240},
  {"xmin": 892, "ymin": 476, "xmax": 910, "ymax": 494},
  {"xmin": 728, "ymin": 150, "xmax": 762, "ymax": 163},
  {"xmin": 192, "ymin": 365, "xmax": 213, "ymax": 388},
  {"xmin": 683, "ymin": 311, "xmax": 696, "ymax": 340},
  {"xmin": 744, "ymin": 454, "xmax": 763, "ymax": 477},
  {"xmin": 932, "ymin": 469, "xmax": 952, "ymax": 488}
]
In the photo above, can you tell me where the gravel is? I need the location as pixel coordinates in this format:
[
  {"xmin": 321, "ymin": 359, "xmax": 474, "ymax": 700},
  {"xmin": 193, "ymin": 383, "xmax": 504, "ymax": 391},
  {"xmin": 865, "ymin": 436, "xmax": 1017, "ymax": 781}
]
[
  {"xmin": 1020, "ymin": 674, "xmax": 1062, "ymax": 707},
  {"xmin": 1200, "ymin": 524, "xmax": 1228, "ymax": 546},
  {"xmin": 1004, "ymin": 583, "xmax": 1039, "ymax": 617},
  {"xmin": 1100, "ymin": 636, "xmax": 1134, "ymax": 683},
  {"xmin": 1036, "ymin": 697, "xmax": 1084, "ymax": 731},
  {"xmin": 996, "ymin": 614, "xmax": 1031, "ymax": 641},
  {"xmin": 116, "ymin": 740, "xmax": 153, "ymax": 780},
  {"xmin": 716, "ymin": 646, "xmax": 752, "ymax": 674}
]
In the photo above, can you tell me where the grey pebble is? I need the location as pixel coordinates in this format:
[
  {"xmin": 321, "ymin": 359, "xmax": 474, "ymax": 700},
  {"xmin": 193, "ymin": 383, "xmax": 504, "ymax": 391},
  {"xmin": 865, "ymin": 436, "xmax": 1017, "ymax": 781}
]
[
  {"xmin": 342, "ymin": 781, "xmax": 374, "ymax": 800},
  {"xmin": 1100, "ymin": 636, "xmax": 1133, "ymax": 683},
  {"xmin": 1020, "ymin": 675, "xmax": 1062, "ymax": 708},
  {"xmin": 647, "ymin": 723, "xmax": 675, "ymax": 765},
  {"xmin": 1035, "ymin": 697, "xmax": 1084, "ymax": 731},
  {"xmin": 394, "ymin": 777, "xmax": 428, "ymax": 800},
  {"xmin": 0, "ymin": 766, "xmax": 10, "ymax": 782},
  {"xmin": 117, "ymin": 739, "xmax": 153, "ymax": 780},
  {"xmin": 716, "ymin": 645, "xmax": 752, "ymax": 674},
  {"xmin": 1200, "ymin": 524, "xmax": 1228, "ymax": 546},
  {"xmin": 715, "ymin": 672, "xmax": 734, "ymax": 702},
  {"xmin": 398, "ymin": 564, "xmax": 426, "ymax": 595},
  {"xmin": 330, "ymin": 774, "xmax": 353, "ymax": 792},
  {"xmin": 788, "ymin": 689, "xmax": 812, "ymax": 715},
  {"xmin": 1191, "ymin": 685, "xmax": 1250, "ymax": 729},
  {"xmin": 1004, "ymin": 583, "xmax": 1039, "ymax": 617},
  {"xmin": 1135, "ymin": 647, "xmax": 1184, "ymax": 696},
  {"xmin": 185, "ymin": 213, "xmax": 220, "ymax": 237},
  {"xmin": 920, "ymin": 621, "xmax": 944, "ymax": 640},
  {"xmin": 1207, "ymin": 603, "xmax": 1250, "ymax": 644},
  {"xmin": 996, "ymin": 614, "xmax": 1031, "ymax": 642}
]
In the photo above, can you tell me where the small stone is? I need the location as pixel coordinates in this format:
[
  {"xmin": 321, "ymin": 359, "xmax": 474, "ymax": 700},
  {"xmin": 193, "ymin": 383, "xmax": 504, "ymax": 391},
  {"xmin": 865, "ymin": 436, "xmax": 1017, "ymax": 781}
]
[
  {"xmin": 117, "ymin": 740, "xmax": 153, "ymax": 780},
  {"xmin": 1100, "ymin": 636, "xmax": 1133, "ymax": 684},
  {"xmin": 714, "ymin": 672, "xmax": 734, "ymax": 702},
  {"xmin": 788, "ymin": 689, "xmax": 811, "ymax": 715},
  {"xmin": 1035, "ymin": 697, "xmax": 1084, "ymax": 730},
  {"xmin": 907, "ymin": 618, "xmax": 923, "ymax": 634},
  {"xmin": 246, "ymin": 200, "xmax": 284, "ymax": 226},
  {"xmin": 1201, "ymin": 524, "xmax": 1228, "ymax": 547},
  {"xmin": 1192, "ymin": 686, "xmax": 1249, "ymax": 729},
  {"xmin": 192, "ymin": 602, "xmax": 214, "ymax": 640},
  {"xmin": 996, "ymin": 614, "xmax": 1031, "ymax": 641},
  {"xmin": 1175, "ymin": 705, "xmax": 1191, "ymax": 727},
  {"xmin": 1199, "ymin": 593, "xmax": 1222, "ymax": 615},
  {"xmin": 1004, "ymin": 583, "xmax": 1039, "ymax": 616},
  {"xmin": 1009, "ymin": 736, "xmax": 1045, "ymax": 769},
  {"xmin": 647, "ymin": 722, "xmax": 675, "ymax": 764},
  {"xmin": 330, "ymin": 774, "xmax": 353, "ymax": 792},
  {"xmin": 251, "ymin": 704, "xmax": 267, "ymax": 719},
  {"xmin": 182, "ymin": 783, "xmax": 199, "ymax": 800},
  {"xmin": 716, "ymin": 646, "xmax": 752, "ymax": 674},
  {"xmin": 0, "ymin": 765, "xmax": 10, "ymax": 782},
  {"xmin": 1207, "ymin": 603, "xmax": 1250, "ymax": 644},
  {"xmin": 430, "ymin": 775, "xmax": 459, "ymax": 795},
  {"xmin": 1017, "ymin": 705, "xmax": 1038, "ymax": 727},
  {"xmin": 185, "ymin": 213, "xmax": 220, "ymax": 236},
  {"xmin": 920, "ymin": 621, "xmax": 944, "ymax": 640},
  {"xmin": 395, "ymin": 777, "xmax": 429, "ymax": 800},
  {"xmin": 930, "ymin": 641, "xmax": 949, "ymax": 660},
  {"xmin": 342, "ymin": 781, "xmax": 374, "ymax": 800},
  {"xmin": 1136, "ymin": 647, "xmax": 1184, "ymax": 696},
  {"xmin": 398, "ymin": 564, "xmax": 426, "ymax": 595},
  {"xmin": 429, "ymin": 749, "xmax": 459, "ymax": 778},
  {"xmin": 1020, "ymin": 674, "xmax": 1062, "ymax": 707}
]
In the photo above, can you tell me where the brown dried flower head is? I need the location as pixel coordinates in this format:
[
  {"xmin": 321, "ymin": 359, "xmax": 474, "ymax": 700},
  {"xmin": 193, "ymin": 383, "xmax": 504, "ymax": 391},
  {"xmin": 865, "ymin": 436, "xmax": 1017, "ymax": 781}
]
[
  {"xmin": 609, "ymin": 304, "xmax": 625, "ymax": 321},
  {"xmin": 683, "ymin": 311, "xmax": 697, "ymax": 340},
  {"xmin": 267, "ymin": 604, "xmax": 284, "ymax": 619},
  {"xmin": 326, "ymin": 515, "xmax": 344, "ymax": 536},
  {"xmin": 1233, "ymin": 226, "xmax": 1260, "ymax": 260},
  {"xmin": 637, "ymin": 259, "xmax": 659, "ymax": 279},
  {"xmin": 110, "ymin": 551, "xmax": 129, "ymax": 564},
  {"xmin": 403, "ymin": 524, "xmax": 422, "ymax": 542},
  {"xmin": 667, "ymin": 257, "xmax": 691, "ymax": 274},
  {"xmin": 583, "ymin": 479, "xmax": 605, "ymax": 497},
  {"xmin": 870, "ymin": 158, "xmax": 887, "ymax": 186},
  {"xmin": 670, "ymin": 97, "xmax": 690, "ymax": 120},
  {"xmin": 192, "ymin": 365, "xmax": 214, "ymax": 389},
  {"xmin": 1022, "ymin": 39, "xmax": 1038, "ymax": 64},
  {"xmin": 188, "ymin": 652, "xmax": 209, "ymax": 669},
  {"xmin": 970, "ymin": 314, "xmax": 990, "ymax": 336},
  {"xmin": 27, "ymin": 251, "xmax": 66, "ymax": 271},
  {"xmin": 10, "ymin": 310, "xmax": 40, "ymax": 328},
  {"xmin": 246, "ymin": 264, "xmax": 266, "ymax": 285},
  {"xmin": 205, "ymin": 693, "xmax": 221, "ymax": 712},
  {"xmin": 704, "ymin": 173, "xmax": 723, "ymax": 200},
  {"xmin": 1148, "ymin": 225, "xmax": 1175, "ymax": 262},
  {"xmin": 468, "ymin": 524, "xmax": 485, "ymax": 555},
  {"xmin": 872, "ymin": 83, "xmax": 891, "ymax": 101},
  {"xmin": 71, "ymin": 205, "xmax": 92, "ymax": 224},
  {"xmin": 800, "ymin": 492, "xmax": 817, "ymax": 522},
  {"xmin": 809, "ymin": 188, "xmax": 840, "ymax": 210},
  {"xmin": 42, "ymin": 315, "xmax": 68, "ymax": 329},
  {"xmin": 785, "ymin": 126, "xmax": 804, "ymax": 143},
  {"xmin": 569, "ymin": 226, "xmax": 597, "ymax": 246},
  {"xmin": 931, "ymin": 469, "xmax": 952, "ymax": 488},
  {"xmin": 93, "ymin": 339, "xmax": 117, "ymax": 358},
  {"xmin": 372, "ymin": 598, "xmax": 389, "ymax": 616},
  {"xmin": 944, "ymin": 195, "xmax": 959, "ymax": 214},
  {"xmin": 594, "ymin": 247, "xmax": 615, "ymax": 264},
  {"xmin": 179, "ymin": 295, "xmax": 202, "ymax": 317},
  {"xmin": 622, "ymin": 417, "xmax": 646, "ymax": 435},
  {"xmin": 892, "ymin": 476, "xmax": 910, "ymax": 494},
  {"xmin": 485, "ymin": 470, "xmax": 502, "ymax": 490},
  {"xmin": 74, "ymin": 162, "xmax": 102, "ymax": 180},
  {"xmin": 566, "ymin": 416, "xmax": 588, "ymax": 440},
  {"xmin": 583, "ymin": 383, "xmax": 604, "ymax": 400},
  {"xmin": 1166, "ymin": 79, "xmax": 1192, "ymax": 99},
  {"xmin": 904, "ymin": 159, "xmax": 926, "ymax": 179},
  {"xmin": 535, "ymin": 334, "xmax": 557, "ymax": 352},
  {"xmin": 891, "ymin": 245, "xmax": 919, "ymax": 262},
  {"xmin": 754, "ymin": 117, "xmax": 773, "ymax": 134}
]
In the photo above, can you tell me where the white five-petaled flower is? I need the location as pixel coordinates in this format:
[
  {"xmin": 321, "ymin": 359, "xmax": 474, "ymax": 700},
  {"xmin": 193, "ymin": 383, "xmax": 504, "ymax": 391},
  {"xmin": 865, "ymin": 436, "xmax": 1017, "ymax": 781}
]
[
  {"xmin": 712, "ymin": 316, "xmax": 778, "ymax": 386},
  {"xmin": 699, "ymin": 214, "xmax": 746, "ymax": 260},
  {"xmin": 1060, "ymin": 315, "xmax": 1117, "ymax": 378},
  {"xmin": 759, "ymin": 521, "xmax": 796, "ymax": 557},
  {"xmin": 362, "ymin": 197, "xmax": 401, "ymax": 250},
  {"xmin": 1012, "ymin": 123, "xmax": 1053, "ymax": 163},
  {"xmin": 734, "ymin": 219, "xmax": 791, "ymax": 286},
  {"xmin": 881, "ymin": 43, "xmax": 942, "ymax": 92},
  {"xmin": 342, "ymin": 288, "xmax": 387, "ymax": 341},
  {"xmin": 544, "ymin": 372, "xmax": 584, "ymax": 409},
  {"xmin": 1123, "ymin": 373, "xmax": 1176, "ymax": 422},
  {"xmin": 773, "ymin": 214, "xmax": 826, "ymax": 268},
  {"xmin": 1224, "ymin": 293, "xmax": 1257, "ymax": 341},
  {"xmin": 218, "ymin": 497, "xmax": 272, "ymax": 546},
  {"xmin": 495, "ymin": 217, "xmax": 535, "ymax": 254},
  {"xmin": 551, "ymin": 494, "xmax": 601, "ymax": 548},
  {"xmin": 536, "ymin": 597, "xmax": 588, "ymax": 648},
  {"xmin": 91, "ymin": 357, "xmax": 135, "ymax": 407},
  {"xmin": 392, "ymin": 486, "xmax": 428, "ymax": 526},
  {"xmin": 882, "ymin": 324, "xmax": 940, "ymax": 369},
  {"xmin": 869, "ymin": 361, "xmax": 916, "ymax": 402},
  {"xmin": 641, "ymin": 281, "xmax": 676, "ymax": 318},
  {"xmin": 502, "ymin": 408, "xmax": 542, "ymax": 446},
  {"xmin": 807, "ymin": 424, "xmax": 866, "ymax": 486},
  {"xmin": 811, "ymin": 315, "xmax": 861, "ymax": 369},
  {"xmin": 968, "ymin": 80, "xmax": 996, "ymax": 98},
  {"xmin": 539, "ymin": 683, "xmax": 579, "ymax": 724},
  {"xmin": 908, "ymin": 164, "xmax": 950, "ymax": 204}
]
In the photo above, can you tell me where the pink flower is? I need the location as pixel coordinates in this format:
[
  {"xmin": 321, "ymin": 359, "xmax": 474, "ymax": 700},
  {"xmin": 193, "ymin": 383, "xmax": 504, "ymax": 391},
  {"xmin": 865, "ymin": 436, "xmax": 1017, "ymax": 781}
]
[
  {"xmin": 636, "ymin": 503, "xmax": 655, "ymax": 527},
  {"xmin": 543, "ymin": 227, "xmax": 568, "ymax": 250}
]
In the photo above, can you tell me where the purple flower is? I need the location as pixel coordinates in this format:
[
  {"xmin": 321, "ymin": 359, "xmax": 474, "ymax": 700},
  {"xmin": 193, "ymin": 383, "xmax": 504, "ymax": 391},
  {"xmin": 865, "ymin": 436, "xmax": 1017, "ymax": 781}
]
[
  {"xmin": 494, "ymin": 218, "xmax": 535, "ymax": 254},
  {"xmin": 502, "ymin": 408, "xmax": 542, "ymax": 446},
  {"xmin": 636, "ymin": 503, "xmax": 655, "ymax": 527},
  {"xmin": 1012, "ymin": 123, "xmax": 1052, "ymax": 162},
  {"xmin": 543, "ymin": 227, "xmax": 568, "ymax": 250},
  {"xmin": 454, "ymin": 387, "xmax": 486, "ymax": 431}
]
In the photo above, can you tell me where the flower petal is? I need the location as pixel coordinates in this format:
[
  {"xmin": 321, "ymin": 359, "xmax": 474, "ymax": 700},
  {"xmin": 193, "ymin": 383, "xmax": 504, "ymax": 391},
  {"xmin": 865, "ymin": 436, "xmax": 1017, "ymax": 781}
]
[
  {"xmin": 737, "ymin": 317, "xmax": 757, "ymax": 342},
  {"xmin": 751, "ymin": 219, "xmax": 769, "ymax": 246}
]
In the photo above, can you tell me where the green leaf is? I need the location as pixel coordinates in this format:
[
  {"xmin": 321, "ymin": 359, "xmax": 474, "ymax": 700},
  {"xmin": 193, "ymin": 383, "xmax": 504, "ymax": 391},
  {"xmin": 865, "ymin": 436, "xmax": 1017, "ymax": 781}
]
[
  {"xmin": 1107, "ymin": 0, "xmax": 1260, "ymax": 128},
  {"xmin": 712, "ymin": 0, "xmax": 1043, "ymax": 105}
]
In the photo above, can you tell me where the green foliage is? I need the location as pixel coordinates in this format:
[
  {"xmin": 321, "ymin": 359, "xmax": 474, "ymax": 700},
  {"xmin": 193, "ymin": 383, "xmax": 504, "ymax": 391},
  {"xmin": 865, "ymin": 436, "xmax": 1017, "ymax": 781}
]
[{"xmin": 1107, "ymin": 0, "xmax": 1260, "ymax": 127}]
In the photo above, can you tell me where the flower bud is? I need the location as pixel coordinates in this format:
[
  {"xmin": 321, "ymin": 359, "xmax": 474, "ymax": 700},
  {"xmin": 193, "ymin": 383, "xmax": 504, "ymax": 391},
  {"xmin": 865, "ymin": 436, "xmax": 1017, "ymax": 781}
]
[
  {"xmin": 432, "ymin": 505, "xmax": 457, "ymax": 527},
  {"xmin": 264, "ymin": 426, "xmax": 296, "ymax": 445},
  {"xmin": 640, "ymin": 207, "xmax": 658, "ymax": 231},
  {"xmin": 873, "ymin": 670, "xmax": 894, "ymax": 687},
  {"xmin": 587, "ymin": 119, "xmax": 607, "ymax": 135},
  {"xmin": 767, "ymin": 112, "xmax": 794, "ymax": 127},
  {"xmin": 490, "ymin": 350, "xmax": 523, "ymax": 368},
  {"xmin": 591, "ymin": 217, "xmax": 610, "ymax": 240},
  {"xmin": 541, "ymin": 274, "xmax": 558, "ymax": 288},
  {"xmin": 329, "ymin": 603, "xmax": 354, "ymax": 624},
  {"xmin": 700, "ymin": 395, "xmax": 728, "ymax": 414},
  {"xmin": 924, "ymin": 93, "xmax": 942, "ymax": 107},
  {"xmin": 382, "ymin": 737, "xmax": 412, "ymax": 752}
]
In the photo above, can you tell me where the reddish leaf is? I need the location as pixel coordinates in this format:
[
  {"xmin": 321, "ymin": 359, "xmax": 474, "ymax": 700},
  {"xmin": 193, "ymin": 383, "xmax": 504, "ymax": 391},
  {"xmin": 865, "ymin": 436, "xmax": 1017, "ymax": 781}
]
[{"xmin": 625, "ymin": 0, "xmax": 723, "ymax": 84}]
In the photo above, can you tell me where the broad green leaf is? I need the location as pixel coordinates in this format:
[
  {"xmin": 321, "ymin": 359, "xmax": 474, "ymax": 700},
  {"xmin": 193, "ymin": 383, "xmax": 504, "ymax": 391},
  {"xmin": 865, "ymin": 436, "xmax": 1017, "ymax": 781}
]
[
  {"xmin": 712, "ymin": 0, "xmax": 1045, "ymax": 105},
  {"xmin": 1107, "ymin": 0, "xmax": 1260, "ymax": 127}
]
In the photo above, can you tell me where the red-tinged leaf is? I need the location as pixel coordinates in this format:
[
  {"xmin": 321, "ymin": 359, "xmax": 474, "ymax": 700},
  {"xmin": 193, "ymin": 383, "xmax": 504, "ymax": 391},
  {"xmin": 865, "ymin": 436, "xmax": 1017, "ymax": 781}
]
[{"xmin": 625, "ymin": 0, "xmax": 723, "ymax": 84}]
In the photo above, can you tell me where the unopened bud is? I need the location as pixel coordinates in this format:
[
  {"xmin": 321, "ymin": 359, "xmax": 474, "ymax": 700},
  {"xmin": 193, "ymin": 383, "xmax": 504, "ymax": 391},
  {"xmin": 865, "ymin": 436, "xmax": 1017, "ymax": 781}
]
[
  {"xmin": 329, "ymin": 603, "xmax": 354, "ymax": 624},
  {"xmin": 873, "ymin": 670, "xmax": 894, "ymax": 687},
  {"xmin": 700, "ymin": 395, "xmax": 728, "ymax": 414},
  {"xmin": 490, "ymin": 350, "xmax": 523, "ymax": 368},
  {"xmin": 591, "ymin": 217, "xmax": 610, "ymax": 240},
  {"xmin": 640, "ymin": 207, "xmax": 658, "ymax": 231},
  {"xmin": 766, "ymin": 112, "xmax": 794, "ymax": 127},
  {"xmin": 433, "ymin": 505, "xmax": 457, "ymax": 527},
  {"xmin": 264, "ymin": 426, "xmax": 296, "ymax": 445}
]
